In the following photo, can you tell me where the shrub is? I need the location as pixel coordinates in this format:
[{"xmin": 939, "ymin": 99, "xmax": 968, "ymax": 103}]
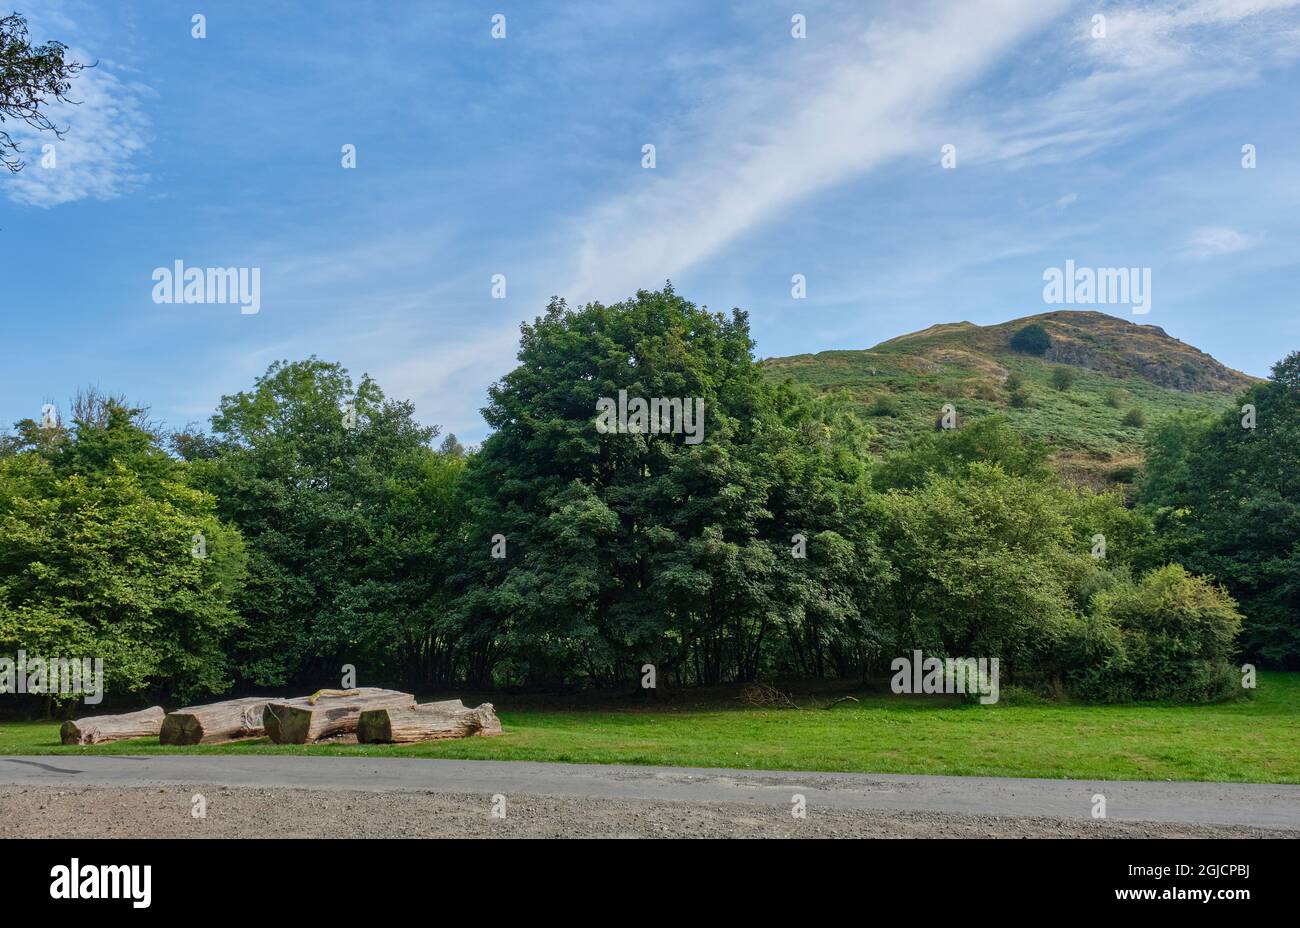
[
  {"xmin": 1122, "ymin": 408, "xmax": 1146, "ymax": 428},
  {"xmin": 1064, "ymin": 565, "xmax": 1242, "ymax": 702},
  {"xmin": 1104, "ymin": 388, "xmax": 1125, "ymax": 408},
  {"xmin": 867, "ymin": 394, "xmax": 901, "ymax": 417},
  {"xmin": 1010, "ymin": 324, "xmax": 1051, "ymax": 356},
  {"xmin": 1005, "ymin": 372, "xmax": 1023, "ymax": 391},
  {"xmin": 1050, "ymin": 367, "xmax": 1077, "ymax": 391},
  {"xmin": 1009, "ymin": 388, "xmax": 1031, "ymax": 408}
]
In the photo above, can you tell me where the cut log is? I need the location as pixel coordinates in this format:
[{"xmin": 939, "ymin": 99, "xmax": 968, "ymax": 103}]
[
  {"xmin": 357, "ymin": 701, "xmax": 503, "ymax": 744},
  {"xmin": 160, "ymin": 696, "xmax": 278, "ymax": 745},
  {"xmin": 263, "ymin": 688, "xmax": 415, "ymax": 744},
  {"xmin": 60, "ymin": 706, "xmax": 166, "ymax": 745}
]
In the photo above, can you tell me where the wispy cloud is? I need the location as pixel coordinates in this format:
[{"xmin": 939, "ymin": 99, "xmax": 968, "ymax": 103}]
[
  {"xmin": 564, "ymin": 0, "xmax": 1072, "ymax": 304},
  {"xmin": 2, "ymin": 12, "xmax": 152, "ymax": 208},
  {"xmin": 1183, "ymin": 225, "xmax": 1261, "ymax": 257},
  {"xmin": 968, "ymin": 0, "xmax": 1300, "ymax": 168}
]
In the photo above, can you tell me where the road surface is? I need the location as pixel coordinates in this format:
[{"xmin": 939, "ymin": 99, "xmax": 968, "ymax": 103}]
[{"xmin": 1, "ymin": 755, "xmax": 1296, "ymax": 837}]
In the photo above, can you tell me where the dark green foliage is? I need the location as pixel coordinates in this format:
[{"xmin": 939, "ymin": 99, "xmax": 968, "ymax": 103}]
[
  {"xmin": 867, "ymin": 395, "xmax": 901, "ymax": 417},
  {"xmin": 1139, "ymin": 352, "xmax": 1300, "ymax": 667},
  {"xmin": 456, "ymin": 287, "xmax": 888, "ymax": 687},
  {"xmin": 1, "ymin": 292, "xmax": 1275, "ymax": 703},
  {"xmin": 1010, "ymin": 324, "xmax": 1051, "ymax": 356},
  {"xmin": 1050, "ymin": 367, "xmax": 1077, "ymax": 391},
  {"xmin": 181, "ymin": 358, "xmax": 457, "ymax": 690}
]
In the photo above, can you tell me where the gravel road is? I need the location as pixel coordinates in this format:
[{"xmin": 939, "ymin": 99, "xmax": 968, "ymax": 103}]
[
  {"xmin": 2, "ymin": 785, "xmax": 1295, "ymax": 838},
  {"xmin": 2, "ymin": 755, "xmax": 1297, "ymax": 838}
]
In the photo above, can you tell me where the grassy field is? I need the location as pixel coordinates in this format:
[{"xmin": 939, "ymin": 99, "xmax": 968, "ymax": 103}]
[{"xmin": 2, "ymin": 672, "xmax": 1297, "ymax": 784}]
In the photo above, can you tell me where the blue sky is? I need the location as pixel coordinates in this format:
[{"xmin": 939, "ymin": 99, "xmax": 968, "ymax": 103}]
[{"xmin": 3, "ymin": 0, "xmax": 1298, "ymax": 443}]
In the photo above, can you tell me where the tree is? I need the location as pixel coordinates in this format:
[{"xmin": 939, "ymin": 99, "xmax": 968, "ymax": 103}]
[
  {"xmin": 869, "ymin": 463, "xmax": 1087, "ymax": 673},
  {"xmin": 1050, "ymin": 366, "xmax": 1076, "ymax": 391},
  {"xmin": 1010, "ymin": 324, "xmax": 1050, "ymax": 356},
  {"xmin": 0, "ymin": 396, "xmax": 246, "ymax": 707},
  {"xmin": 0, "ymin": 12, "xmax": 88, "ymax": 173},
  {"xmin": 872, "ymin": 415, "xmax": 1052, "ymax": 492},
  {"xmin": 1139, "ymin": 351, "xmax": 1300, "ymax": 666},
  {"xmin": 1062, "ymin": 565, "xmax": 1242, "ymax": 703},
  {"xmin": 181, "ymin": 358, "xmax": 454, "ymax": 689},
  {"xmin": 456, "ymin": 287, "xmax": 888, "ymax": 688}
]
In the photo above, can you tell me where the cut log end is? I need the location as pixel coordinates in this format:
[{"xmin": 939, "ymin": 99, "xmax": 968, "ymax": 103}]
[{"xmin": 262, "ymin": 688, "xmax": 416, "ymax": 744}]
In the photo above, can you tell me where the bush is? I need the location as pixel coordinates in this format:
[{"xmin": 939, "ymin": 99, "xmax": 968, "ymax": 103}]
[
  {"xmin": 1005, "ymin": 372, "xmax": 1023, "ymax": 391},
  {"xmin": 1009, "ymin": 388, "xmax": 1031, "ymax": 408},
  {"xmin": 867, "ymin": 394, "xmax": 901, "ymax": 417},
  {"xmin": 1122, "ymin": 408, "xmax": 1146, "ymax": 428},
  {"xmin": 1010, "ymin": 324, "xmax": 1051, "ymax": 356},
  {"xmin": 1063, "ymin": 565, "xmax": 1242, "ymax": 702},
  {"xmin": 1050, "ymin": 367, "xmax": 1077, "ymax": 391},
  {"xmin": 1105, "ymin": 388, "xmax": 1125, "ymax": 408}
]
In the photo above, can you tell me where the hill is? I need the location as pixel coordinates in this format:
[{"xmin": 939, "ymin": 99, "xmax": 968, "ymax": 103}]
[{"xmin": 761, "ymin": 310, "xmax": 1258, "ymax": 486}]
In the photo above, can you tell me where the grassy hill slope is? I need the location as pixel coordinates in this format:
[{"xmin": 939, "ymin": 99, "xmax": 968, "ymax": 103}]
[{"xmin": 762, "ymin": 310, "xmax": 1258, "ymax": 485}]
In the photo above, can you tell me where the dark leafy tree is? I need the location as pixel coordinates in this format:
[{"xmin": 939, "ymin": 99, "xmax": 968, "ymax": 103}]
[
  {"xmin": 1010, "ymin": 323, "xmax": 1050, "ymax": 356},
  {"xmin": 1139, "ymin": 351, "xmax": 1300, "ymax": 667}
]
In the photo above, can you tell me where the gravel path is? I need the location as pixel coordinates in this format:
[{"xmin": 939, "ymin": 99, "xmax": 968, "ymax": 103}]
[
  {"xmin": 3, "ymin": 785, "xmax": 1295, "ymax": 838},
  {"xmin": 3, "ymin": 755, "xmax": 1299, "ymax": 829},
  {"xmin": 3, "ymin": 755, "xmax": 1298, "ymax": 837}
]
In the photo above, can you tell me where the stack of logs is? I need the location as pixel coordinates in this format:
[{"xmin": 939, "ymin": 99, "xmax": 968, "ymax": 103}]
[{"xmin": 59, "ymin": 689, "xmax": 502, "ymax": 746}]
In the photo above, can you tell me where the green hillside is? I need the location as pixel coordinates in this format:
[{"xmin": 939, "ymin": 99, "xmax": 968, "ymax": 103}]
[{"xmin": 761, "ymin": 310, "xmax": 1258, "ymax": 486}]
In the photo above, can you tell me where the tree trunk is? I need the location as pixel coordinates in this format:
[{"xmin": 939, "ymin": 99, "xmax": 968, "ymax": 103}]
[
  {"xmin": 357, "ymin": 700, "xmax": 503, "ymax": 744},
  {"xmin": 262, "ymin": 688, "xmax": 415, "ymax": 744},
  {"xmin": 60, "ymin": 706, "xmax": 166, "ymax": 745},
  {"xmin": 160, "ymin": 696, "xmax": 279, "ymax": 745}
]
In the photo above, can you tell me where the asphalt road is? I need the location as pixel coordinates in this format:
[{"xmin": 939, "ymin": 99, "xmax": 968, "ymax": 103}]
[{"xmin": 2, "ymin": 755, "xmax": 1297, "ymax": 828}]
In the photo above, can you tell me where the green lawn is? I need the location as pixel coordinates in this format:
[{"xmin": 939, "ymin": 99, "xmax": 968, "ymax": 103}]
[{"xmin": 3, "ymin": 673, "xmax": 1297, "ymax": 783}]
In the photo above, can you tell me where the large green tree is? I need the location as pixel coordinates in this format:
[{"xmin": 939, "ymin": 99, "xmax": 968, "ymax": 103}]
[
  {"xmin": 0, "ymin": 396, "xmax": 246, "ymax": 706},
  {"xmin": 1139, "ymin": 352, "xmax": 1300, "ymax": 667},
  {"xmin": 181, "ymin": 358, "xmax": 459, "ymax": 690},
  {"xmin": 456, "ymin": 287, "xmax": 887, "ymax": 687}
]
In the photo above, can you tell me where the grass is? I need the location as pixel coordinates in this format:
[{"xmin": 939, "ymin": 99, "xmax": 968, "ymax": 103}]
[{"xmin": 2, "ymin": 672, "xmax": 1297, "ymax": 784}]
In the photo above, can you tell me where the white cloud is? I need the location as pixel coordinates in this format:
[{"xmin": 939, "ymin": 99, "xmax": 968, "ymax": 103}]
[
  {"xmin": 3, "ymin": 18, "xmax": 151, "ymax": 208},
  {"xmin": 965, "ymin": 0, "xmax": 1300, "ymax": 169},
  {"xmin": 1183, "ymin": 225, "xmax": 1260, "ymax": 257},
  {"xmin": 563, "ymin": 0, "xmax": 1072, "ymax": 304}
]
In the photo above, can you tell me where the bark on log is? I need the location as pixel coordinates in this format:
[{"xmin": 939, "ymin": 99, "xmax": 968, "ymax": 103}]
[
  {"xmin": 357, "ymin": 701, "xmax": 503, "ymax": 744},
  {"xmin": 60, "ymin": 706, "xmax": 166, "ymax": 745},
  {"xmin": 263, "ymin": 688, "xmax": 415, "ymax": 744},
  {"xmin": 160, "ymin": 696, "xmax": 278, "ymax": 745}
]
